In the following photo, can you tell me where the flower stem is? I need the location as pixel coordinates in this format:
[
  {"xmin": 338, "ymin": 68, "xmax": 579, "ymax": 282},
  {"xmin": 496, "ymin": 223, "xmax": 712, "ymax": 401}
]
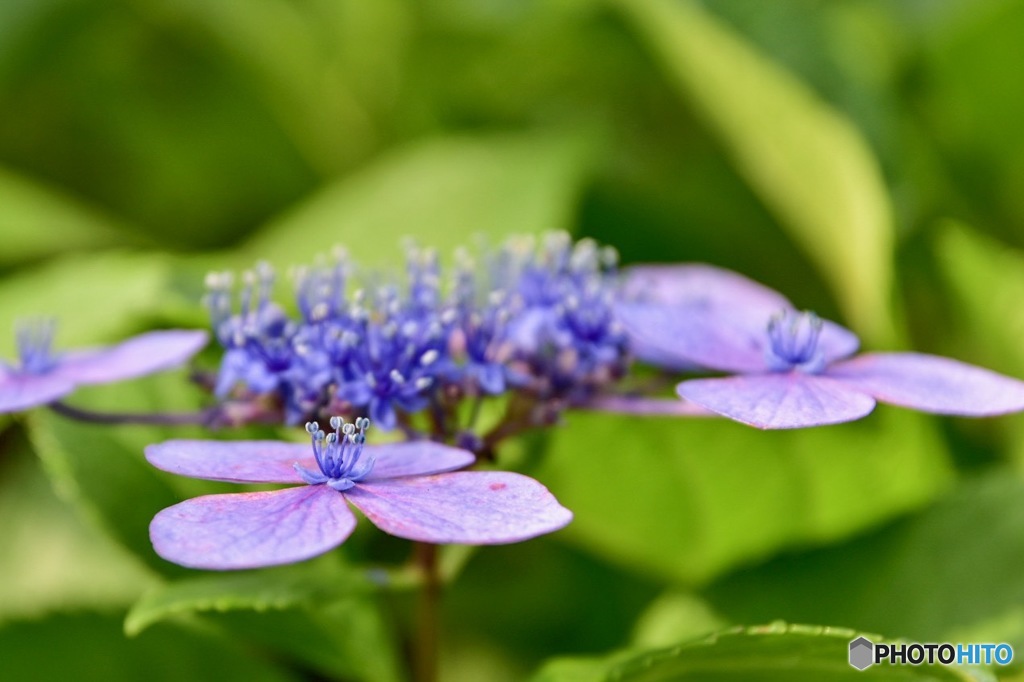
[
  {"xmin": 48, "ymin": 400, "xmax": 219, "ymax": 427},
  {"xmin": 413, "ymin": 541, "xmax": 441, "ymax": 682}
]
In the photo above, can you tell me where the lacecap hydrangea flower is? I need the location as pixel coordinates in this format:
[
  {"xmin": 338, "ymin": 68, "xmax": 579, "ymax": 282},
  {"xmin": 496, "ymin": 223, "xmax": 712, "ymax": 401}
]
[
  {"xmin": 147, "ymin": 417, "xmax": 572, "ymax": 569},
  {"xmin": 616, "ymin": 265, "xmax": 1024, "ymax": 428},
  {"xmin": 0, "ymin": 320, "xmax": 208, "ymax": 413},
  {"xmin": 204, "ymin": 233, "xmax": 630, "ymax": 429}
]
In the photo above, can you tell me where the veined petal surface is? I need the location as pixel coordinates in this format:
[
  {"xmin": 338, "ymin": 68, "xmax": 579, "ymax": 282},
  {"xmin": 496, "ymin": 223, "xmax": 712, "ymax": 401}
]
[
  {"xmin": 616, "ymin": 304, "xmax": 772, "ymax": 373},
  {"xmin": 150, "ymin": 486, "xmax": 356, "ymax": 570},
  {"xmin": 59, "ymin": 329, "xmax": 208, "ymax": 384},
  {"xmin": 677, "ymin": 373, "xmax": 876, "ymax": 429},
  {"xmin": 0, "ymin": 373, "xmax": 75, "ymax": 413},
  {"xmin": 365, "ymin": 441, "xmax": 475, "ymax": 480},
  {"xmin": 145, "ymin": 439, "xmax": 312, "ymax": 483},
  {"xmin": 346, "ymin": 472, "xmax": 572, "ymax": 544},
  {"xmin": 828, "ymin": 353, "xmax": 1024, "ymax": 416},
  {"xmin": 619, "ymin": 264, "xmax": 791, "ymax": 310}
]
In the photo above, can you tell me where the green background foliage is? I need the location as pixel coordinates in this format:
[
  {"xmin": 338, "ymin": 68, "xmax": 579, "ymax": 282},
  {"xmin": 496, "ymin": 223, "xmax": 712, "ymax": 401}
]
[{"xmin": 2, "ymin": 0, "xmax": 1024, "ymax": 679}]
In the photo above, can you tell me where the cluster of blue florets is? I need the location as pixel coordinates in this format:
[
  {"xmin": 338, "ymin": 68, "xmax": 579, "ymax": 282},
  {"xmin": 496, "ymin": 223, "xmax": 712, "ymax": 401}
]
[{"xmin": 205, "ymin": 233, "xmax": 629, "ymax": 430}]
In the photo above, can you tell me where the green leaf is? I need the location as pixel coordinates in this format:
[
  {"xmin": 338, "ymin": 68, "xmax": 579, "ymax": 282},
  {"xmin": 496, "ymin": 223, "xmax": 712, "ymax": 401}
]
[
  {"xmin": 537, "ymin": 408, "xmax": 951, "ymax": 584},
  {"xmin": 532, "ymin": 623, "xmax": 985, "ymax": 682},
  {"xmin": 240, "ymin": 130, "xmax": 595, "ymax": 270},
  {"xmin": 704, "ymin": 471, "xmax": 1024, "ymax": 653},
  {"xmin": 126, "ymin": 557, "xmax": 402, "ymax": 682},
  {"xmin": 630, "ymin": 591, "xmax": 728, "ymax": 649},
  {"xmin": 933, "ymin": 220, "xmax": 1024, "ymax": 377},
  {"xmin": 0, "ymin": 250, "xmax": 172, "ymax": 356},
  {"xmin": 212, "ymin": 595, "xmax": 402, "ymax": 682},
  {"xmin": 125, "ymin": 558, "xmax": 367, "ymax": 636},
  {"xmin": 27, "ymin": 373, "xmax": 208, "ymax": 576},
  {"xmin": 0, "ymin": 612, "xmax": 301, "ymax": 682},
  {"xmin": 918, "ymin": 1, "xmax": 1024, "ymax": 244},
  {"xmin": 154, "ymin": 0, "xmax": 411, "ymax": 175},
  {"xmin": 0, "ymin": 439, "xmax": 154, "ymax": 623},
  {"xmin": 931, "ymin": 221, "xmax": 1024, "ymax": 465},
  {"xmin": 0, "ymin": 167, "xmax": 136, "ymax": 265},
  {"xmin": 615, "ymin": 0, "xmax": 896, "ymax": 344}
]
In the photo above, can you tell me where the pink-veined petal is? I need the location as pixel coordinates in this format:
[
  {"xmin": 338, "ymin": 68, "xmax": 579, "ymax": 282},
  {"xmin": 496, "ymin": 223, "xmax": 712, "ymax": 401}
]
[
  {"xmin": 616, "ymin": 264, "xmax": 793, "ymax": 373},
  {"xmin": 0, "ymin": 373, "xmax": 75, "ymax": 413},
  {"xmin": 616, "ymin": 304, "xmax": 773, "ymax": 373},
  {"xmin": 828, "ymin": 353, "xmax": 1024, "ymax": 416},
  {"xmin": 619, "ymin": 264, "xmax": 792, "ymax": 310},
  {"xmin": 59, "ymin": 329, "xmax": 208, "ymax": 384},
  {"xmin": 365, "ymin": 441, "xmax": 475, "ymax": 481},
  {"xmin": 677, "ymin": 373, "xmax": 876, "ymax": 429},
  {"xmin": 150, "ymin": 486, "xmax": 356, "ymax": 570},
  {"xmin": 582, "ymin": 395, "xmax": 717, "ymax": 417},
  {"xmin": 145, "ymin": 439, "xmax": 313, "ymax": 483},
  {"xmin": 346, "ymin": 472, "xmax": 572, "ymax": 544}
]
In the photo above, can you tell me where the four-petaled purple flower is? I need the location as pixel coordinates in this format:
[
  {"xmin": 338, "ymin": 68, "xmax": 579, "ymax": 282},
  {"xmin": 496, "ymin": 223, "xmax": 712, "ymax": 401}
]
[
  {"xmin": 616, "ymin": 265, "xmax": 1024, "ymax": 428},
  {"xmin": 0, "ymin": 320, "xmax": 208, "ymax": 414},
  {"xmin": 147, "ymin": 417, "xmax": 572, "ymax": 569}
]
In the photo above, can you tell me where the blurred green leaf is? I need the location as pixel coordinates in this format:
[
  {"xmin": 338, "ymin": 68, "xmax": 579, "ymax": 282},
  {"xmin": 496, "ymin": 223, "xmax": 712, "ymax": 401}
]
[
  {"xmin": 125, "ymin": 559, "xmax": 369, "ymax": 636},
  {"xmin": 0, "ymin": 250, "xmax": 172, "ymax": 357},
  {"xmin": 0, "ymin": 612, "xmax": 300, "ymax": 682},
  {"xmin": 918, "ymin": 0, "xmax": 1024, "ymax": 245},
  {"xmin": 538, "ymin": 409, "xmax": 950, "ymax": 584},
  {"xmin": 705, "ymin": 471, "xmax": 1024, "ymax": 653},
  {"xmin": 0, "ymin": 2, "xmax": 317, "ymax": 248},
  {"xmin": 630, "ymin": 591, "xmax": 727, "ymax": 649},
  {"xmin": 445, "ymin": 538, "xmax": 658, "ymax": 676},
  {"xmin": 0, "ymin": 440, "xmax": 154, "ymax": 623},
  {"xmin": 931, "ymin": 221, "xmax": 1024, "ymax": 466},
  {"xmin": 616, "ymin": 0, "xmax": 896, "ymax": 343},
  {"xmin": 126, "ymin": 557, "xmax": 400, "ymax": 682},
  {"xmin": 145, "ymin": 0, "xmax": 410, "ymax": 175},
  {"xmin": 0, "ymin": 166, "xmax": 135, "ymax": 265},
  {"xmin": 212, "ymin": 595, "xmax": 403, "ymax": 682},
  {"xmin": 934, "ymin": 220, "xmax": 1024, "ymax": 377},
  {"xmin": 27, "ymin": 371, "xmax": 209, "ymax": 576},
  {"xmin": 241, "ymin": 130, "xmax": 595, "ymax": 270},
  {"xmin": 532, "ymin": 623, "xmax": 984, "ymax": 681}
]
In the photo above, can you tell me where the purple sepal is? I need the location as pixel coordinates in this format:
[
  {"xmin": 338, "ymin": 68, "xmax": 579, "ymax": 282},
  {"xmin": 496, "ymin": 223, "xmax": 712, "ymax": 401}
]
[
  {"xmin": 677, "ymin": 373, "xmax": 876, "ymax": 429},
  {"xmin": 58, "ymin": 330, "xmax": 209, "ymax": 384},
  {"xmin": 146, "ymin": 440, "xmax": 313, "ymax": 484},
  {"xmin": 0, "ymin": 373, "xmax": 76, "ymax": 413},
  {"xmin": 146, "ymin": 439, "xmax": 474, "ymax": 484},
  {"xmin": 363, "ymin": 442, "xmax": 474, "ymax": 480},
  {"xmin": 345, "ymin": 472, "xmax": 572, "ymax": 544},
  {"xmin": 616, "ymin": 264, "xmax": 792, "ymax": 371},
  {"xmin": 150, "ymin": 486, "xmax": 357, "ymax": 570},
  {"xmin": 618, "ymin": 304, "xmax": 858, "ymax": 374},
  {"xmin": 827, "ymin": 353, "xmax": 1024, "ymax": 416},
  {"xmin": 619, "ymin": 264, "xmax": 791, "ymax": 310}
]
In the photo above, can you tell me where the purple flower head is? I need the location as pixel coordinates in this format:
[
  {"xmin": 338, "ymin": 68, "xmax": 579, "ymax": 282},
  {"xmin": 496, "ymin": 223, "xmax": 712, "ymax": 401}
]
[
  {"xmin": 498, "ymin": 233, "xmax": 630, "ymax": 401},
  {"xmin": 207, "ymin": 264, "xmax": 340, "ymax": 424},
  {"xmin": 330, "ymin": 285, "xmax": 450, "ymax": 431},
  {"xmin": 206, "ymin": 266, "xmax": 298, "ymax": 396},
  {"xmin": 208, "ymin": 247, "xmax": 460, "ymax": 429},
  {"xmin": 293, "ymin": 247, "xmax": 350, "ymax": 325},
  {"xmin": 442, "ymin": 248, "xmax": 516, "ymax": 396},
  {"xmin": 146, "ymin": 418, "xmax": 573, "ymax": 570},
  {"xmin": 0, "ymin": 319, "xmax": 208, "ymax": 413},
  {"xmin": 617, "ymin": 265, "xmax": 1024, "ymax": 429}
]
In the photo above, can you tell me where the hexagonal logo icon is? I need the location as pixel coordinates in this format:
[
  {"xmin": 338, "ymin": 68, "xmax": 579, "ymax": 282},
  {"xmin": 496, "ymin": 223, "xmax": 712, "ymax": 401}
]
[{"xmin": 849, "ymin": 636, "xmax": 874, "ymax": 670}]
